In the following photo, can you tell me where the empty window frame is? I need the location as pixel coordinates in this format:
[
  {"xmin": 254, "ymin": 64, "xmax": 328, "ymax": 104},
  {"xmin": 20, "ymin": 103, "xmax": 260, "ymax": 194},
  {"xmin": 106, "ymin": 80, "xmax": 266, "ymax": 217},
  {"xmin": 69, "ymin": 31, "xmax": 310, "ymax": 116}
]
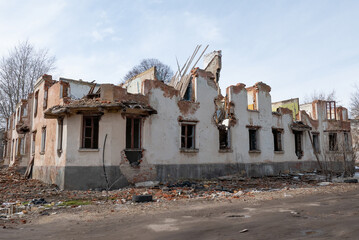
[
  {"xmin": 328, "ymin": 132, "xmax": 338, "ymax": 151},
  {"xmin": 22, "ymin": 104, "xmax": 27, "ymax": 117},
  {"xmin": 43, "ymin": 89, "xmax": 48, "ymax": 109},
  {"xmin": 32, "ymin": 132, "xmax": 36, "ymax": 155},
  {"xmin": 293, "ymin": 131, "xmax": 303, "ymax": 159},
  {"xmin": 272, "ymin": 129, "xmax": 283, "ymax": 152},
  {"xmin": 344, "ymin": 132, "xmax": 350, "ymax": 151},
  {"xmin": 15, "ymin": 138, "xmax": 18, "ymax": 156},
  {"xmin": 34, "ymin": 91, "xmax": 39, "ymax": 117},
  {"xmin": 18, "ymin": 136, "xmax": 25, "ymax": 155},
  {"xmin": 249, "ymin": 129, "xmax": 259, "ymax": 151},
  {"xmin": 126, "ymin": 117, "xmax": 141, "ymax": 149},
  {"xmin": 16, "ymin": 108, "xmax": 20, "ymax": 123},
  {"xmin": 10, "ymin": 139, "xmax": 14, "ymax": 159},
  {"xmin": 41, "ymin": 127, "xmax": 46, "ymax": 153},
  {"xmin": 183, "ymin": 80, "xmax": 193, "ymax": 101},
  {"xmin": 3, "ymin": 142, "xmax": 7, "ymax": 158},
  {"xmin": 57, "ymin": 118, "xmax": 63, "ymax": 151},
  {"xmin": 326, "ymin": 101, "xmax": 336, "ymax": 120},
  {"xmin": 82, "ymin": 116, "xmax": 99, "ymax": 149},
  {"xmin": 219, "ymin": 127, "xmax": 230, "ymax": 150},
  {"xmin": 312, "ymin": 133, "xmax": 320, "ymax": 153},
  {"xmin": 181, "ymin": 123, "xmax": 196, "ymax": 149}
]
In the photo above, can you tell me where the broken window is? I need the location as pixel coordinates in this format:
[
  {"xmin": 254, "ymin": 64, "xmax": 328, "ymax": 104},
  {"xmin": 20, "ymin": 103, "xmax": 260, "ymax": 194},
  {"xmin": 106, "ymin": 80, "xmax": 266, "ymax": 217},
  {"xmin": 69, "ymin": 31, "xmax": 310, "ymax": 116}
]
[
  {"xmin": 43, "ymin": 89, "xmax": 48, "ymax": 109},
  {"xmin": 57, "ymin": 118, "xmax": 63, "ymax": 151},
  {"xmin": 294, "ymin": 131, "xmax": 303, "ymax": 159},
  {"xmin": 181, "ymin": 124, "xmax": 195, "ymax": 149},
  {"xmin": 34, "ymin": 91, "xmax": 39, "ymax": 117},
  {"xmin": 15, "ymin": 138, "xmax": 18, "ymax": 156},
  {"xmin": 326, "ymin": 101, "xmax": 336, "ymax": 120},
  {"xmin": 18, "ymin": 136, "xmax": 25, "ymax": 155},
  {"xmin": 249, "ymin": 129, "xmax": 258, "ymax": 151},
  {"xmin": 329, "ymin": 132, "xmax": 338, "ymax": 151},
  {"xmin": 11, "ymin": 139, "xmax": 14, "ymax": 159},
  {"xmin": 183, "ymin": 81, "xmax": 192, "ymax": 101},
  {"xmin": 126, "ymin": 117, "xmax": 141, "ymax": 149},
  {"xmin": 32, "ymin": 132, "xmax": 36, "ymax": 155},
  {"xmin": 247, "ymin": 90, "xmax": 258, "ymax": 110},
  {"xmin": 16, "ymin": 108, "xmax": 20, "ymax": 123},
  {"xmin": 312, "ymin": 133, "xmax": 320, "ymax": 153},
  {"xmin": 3, "ymin": 142, "xmax": 7, "ymax": 158},
  {"xmin": 272, "ymin": 129, "xmax": 283, "ymax": 151},
  {"xmin": 219, "ymin": 127, "xmax": 230, "ymax": 150},
  {"xmin": 344, "ymin": 132, "xmax": 350, "ymax": 151},
  {"xmin": 22, "ymin": 104, "xmax": 27, "ymax": 117},
  {"xmin": 41, "ymin": 127, "xmax": 46, "ymax": 153},
  {"xmin": 82, "ymin": 116, "xmax": 99, "ymax": 149}
]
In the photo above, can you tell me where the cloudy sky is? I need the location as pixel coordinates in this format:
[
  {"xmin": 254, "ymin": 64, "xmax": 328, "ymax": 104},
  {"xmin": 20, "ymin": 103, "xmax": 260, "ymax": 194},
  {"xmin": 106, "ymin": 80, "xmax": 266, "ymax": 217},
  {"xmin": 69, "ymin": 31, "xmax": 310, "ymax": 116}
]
[{"xmin": 0, "ymin": 0, "xmax": 358, "ymax": 108}]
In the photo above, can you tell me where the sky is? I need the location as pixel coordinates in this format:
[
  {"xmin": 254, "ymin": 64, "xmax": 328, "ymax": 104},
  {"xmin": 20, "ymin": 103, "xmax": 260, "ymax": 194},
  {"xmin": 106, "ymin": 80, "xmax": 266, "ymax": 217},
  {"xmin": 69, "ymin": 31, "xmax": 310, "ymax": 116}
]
[{"xmin": 0, "ymin": 0, "xmax": 358, "ymax": 109}]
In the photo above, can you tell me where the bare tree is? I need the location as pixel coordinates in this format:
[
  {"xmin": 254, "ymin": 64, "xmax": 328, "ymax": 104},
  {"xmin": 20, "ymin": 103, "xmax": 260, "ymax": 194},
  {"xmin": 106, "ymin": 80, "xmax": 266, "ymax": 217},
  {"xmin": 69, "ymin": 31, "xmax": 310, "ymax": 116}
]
[
  {"xmin": 0, "ymin": 41, "xmax": 55, "ymax": 126},
  {"xmin": 123, "ymin": 58, "xmax": 173, "ymax": 83},
  {"xmin": 350, "ymin": 85, "xmax": 359, "ymax": 118},
  {"xmin": 303, "ymin": 89, "xmax": 337, "ymax": 104}
]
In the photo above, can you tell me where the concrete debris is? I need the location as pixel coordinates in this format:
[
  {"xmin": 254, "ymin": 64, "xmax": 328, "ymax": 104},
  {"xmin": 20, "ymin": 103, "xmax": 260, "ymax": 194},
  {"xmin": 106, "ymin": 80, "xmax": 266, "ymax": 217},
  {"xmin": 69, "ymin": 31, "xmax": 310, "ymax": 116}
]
[
  {"xmin": 318, "ymin": 182, "xmax": 332, "ymax": 186},
  {"xmin": 135, "ymin": 181, "xmax": 160, "ymax": 188},
  {"xmin": 1, "ymin": 166, "xmax": 358, "ymax": 228}
]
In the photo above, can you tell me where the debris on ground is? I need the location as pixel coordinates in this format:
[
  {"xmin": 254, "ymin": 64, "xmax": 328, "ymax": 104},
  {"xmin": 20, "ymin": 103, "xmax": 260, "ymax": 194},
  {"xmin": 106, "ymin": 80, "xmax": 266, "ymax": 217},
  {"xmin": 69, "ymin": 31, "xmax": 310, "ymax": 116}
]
[{"xmin": 1, "ymin": 166, "xmax": 358, "ymax": 228}]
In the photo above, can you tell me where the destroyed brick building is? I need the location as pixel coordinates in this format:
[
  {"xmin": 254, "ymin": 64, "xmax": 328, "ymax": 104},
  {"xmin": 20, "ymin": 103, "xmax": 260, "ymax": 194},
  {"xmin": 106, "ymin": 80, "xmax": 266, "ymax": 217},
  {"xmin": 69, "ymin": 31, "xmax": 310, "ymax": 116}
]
[{"xmin": 1, "ymin": 51, "xmax": 355, "ymax": 190}]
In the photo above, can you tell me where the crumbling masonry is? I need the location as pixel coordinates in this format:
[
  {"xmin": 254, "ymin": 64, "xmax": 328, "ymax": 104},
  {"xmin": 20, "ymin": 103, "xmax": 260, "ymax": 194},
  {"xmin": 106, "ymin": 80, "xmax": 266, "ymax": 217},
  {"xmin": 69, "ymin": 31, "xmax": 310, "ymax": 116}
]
[{"xmin": 1, "ymin": 51, "xmax": 354, "ymax": 189}]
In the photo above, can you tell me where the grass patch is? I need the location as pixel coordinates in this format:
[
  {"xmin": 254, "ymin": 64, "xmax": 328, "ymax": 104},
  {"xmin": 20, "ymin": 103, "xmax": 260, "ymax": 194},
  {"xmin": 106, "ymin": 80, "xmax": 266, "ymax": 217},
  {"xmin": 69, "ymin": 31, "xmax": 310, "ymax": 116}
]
[{"xmin": 58, "ymin": 200, "xmax": 91, "ymax": 206}]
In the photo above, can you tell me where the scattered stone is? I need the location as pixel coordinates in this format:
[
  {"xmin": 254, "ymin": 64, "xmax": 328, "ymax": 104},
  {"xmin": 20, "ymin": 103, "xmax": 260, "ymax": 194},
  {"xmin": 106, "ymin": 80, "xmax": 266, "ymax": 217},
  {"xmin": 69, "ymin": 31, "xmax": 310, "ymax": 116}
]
[
  {"xmin": 135, "ymin": 181, "xmax": 160, "ymax": 188},
  {"xmin": 239, "ymin": 229, "xmax": 248, "ymax": 233},
  {"xmin": 318, "ymin": 182, "xmax": 331, "ymax": 186}
]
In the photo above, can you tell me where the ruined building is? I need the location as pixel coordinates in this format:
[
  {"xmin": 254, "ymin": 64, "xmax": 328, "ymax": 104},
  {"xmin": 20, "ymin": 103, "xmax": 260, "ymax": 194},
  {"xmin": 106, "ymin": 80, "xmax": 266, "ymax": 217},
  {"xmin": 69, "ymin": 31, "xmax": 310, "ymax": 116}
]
[{"xmin": 1, "ymin": 51, "xmax": 354, "ymax": 189}]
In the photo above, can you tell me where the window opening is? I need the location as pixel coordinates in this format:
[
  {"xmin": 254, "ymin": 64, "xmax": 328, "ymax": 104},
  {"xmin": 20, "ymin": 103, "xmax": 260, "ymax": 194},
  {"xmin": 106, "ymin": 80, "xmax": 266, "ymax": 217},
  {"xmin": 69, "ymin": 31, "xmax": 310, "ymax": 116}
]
[
  {"xmin": 181, "ymin": 124, "xmax": 195, "ymax": 149},
  {"xmin": 344, "ymin": 132, "xmax": 350, "ymax": 151},
  {"xmin": 249, "ymin": 129, "xmax": 258, "ymax": 151},
  {"xmin": 219, "ymin": 127, "xmax": 230, "ymax": 150},
  {"xmin": 329, "ymin": 132, "xmax": 338, "ymax": 151},
  {"xmin": 82, "ymin": 116, "xmax": 99, "ymax": 149},
  {"xmin": 34, "ymin": 91, "xmax": 39, "ymax": 117},
  {"xmin": 126, "ymin": 117, "xmax": 141, "ymax": 149},
  {"xmin": 41, "ymin": 127, "xmax": 46, "ymax": 153},
  {"xmin": 326, "ymin": 101, "xmax": 336, "ymax": 120},
  {"xmin": 294, "ymin": 131, "xmax": 303, "ymax": 159},
  {"xmin": 272, "ymin": 129, "xmax": 282, "ymax": 151},
  {"xmin": 312, "ymin": 133, "xmax": 320, "ymax": 153},
  {"xmin": 58, "ymin": 118, "xmax": 63, "ymax": 151}
]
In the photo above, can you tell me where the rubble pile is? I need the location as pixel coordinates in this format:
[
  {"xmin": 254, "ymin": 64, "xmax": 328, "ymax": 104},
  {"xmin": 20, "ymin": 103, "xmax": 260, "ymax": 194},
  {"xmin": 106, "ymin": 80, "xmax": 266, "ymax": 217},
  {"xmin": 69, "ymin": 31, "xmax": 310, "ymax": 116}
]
[{"xmin": 1, "ymin": 166, "xmax": 357, "ymax": 227}]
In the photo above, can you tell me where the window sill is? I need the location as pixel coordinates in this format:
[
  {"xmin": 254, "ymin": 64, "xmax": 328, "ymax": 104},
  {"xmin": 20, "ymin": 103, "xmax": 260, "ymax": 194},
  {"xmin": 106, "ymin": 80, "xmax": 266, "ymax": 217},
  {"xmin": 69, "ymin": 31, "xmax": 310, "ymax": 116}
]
[
  {"xmin": 219, "ymin": 149, "xmax": 233, "ymax": 153},
  {"xmin": 124, "ymin": 149, "xmax": 144, "ymax": 152},
  {"xmin": 39, "ymin": 151, "xmax": 45, "ymax": 155},
  {"xmin": 249, "ymin": 150, "xmax": 261, "ymax": 154},
  {"xmin": 274, "ymin": 150, "xmax": 284, "ymax": 154},
  {"xmin": 78, "ymin": 148, "xmax": 99, "ymax": 152},
  {"xmin": 180, "ymin": 148, "xmax": 199, "ymax": 153}
]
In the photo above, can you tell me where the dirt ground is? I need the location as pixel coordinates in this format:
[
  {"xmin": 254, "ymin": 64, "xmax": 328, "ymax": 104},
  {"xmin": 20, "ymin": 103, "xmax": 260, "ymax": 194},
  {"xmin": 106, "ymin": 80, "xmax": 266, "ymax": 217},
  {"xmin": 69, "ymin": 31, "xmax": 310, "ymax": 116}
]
[{"xmin": 1, "ymin": 166, "xmax": 359, "ymax": 239}]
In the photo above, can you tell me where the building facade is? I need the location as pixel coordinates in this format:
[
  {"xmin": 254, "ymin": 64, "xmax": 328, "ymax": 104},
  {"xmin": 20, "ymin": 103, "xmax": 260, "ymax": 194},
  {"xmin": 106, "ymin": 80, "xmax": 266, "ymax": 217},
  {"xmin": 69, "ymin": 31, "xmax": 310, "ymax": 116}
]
[{"xmin": 2, "ymin": 52, "xmax": 354, "ymax": 189}]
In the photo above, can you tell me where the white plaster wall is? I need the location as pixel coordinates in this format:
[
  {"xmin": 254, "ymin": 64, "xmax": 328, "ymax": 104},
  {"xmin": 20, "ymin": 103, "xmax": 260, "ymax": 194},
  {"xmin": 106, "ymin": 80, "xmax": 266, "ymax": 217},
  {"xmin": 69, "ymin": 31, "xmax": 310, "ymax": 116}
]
[
  {"xmin": 144, "ymin": 76, "xmax": 233, "ymax": 165},
  {"xmin": 65, "ymin": 112, "xmax": 126, "ymax": 167}
]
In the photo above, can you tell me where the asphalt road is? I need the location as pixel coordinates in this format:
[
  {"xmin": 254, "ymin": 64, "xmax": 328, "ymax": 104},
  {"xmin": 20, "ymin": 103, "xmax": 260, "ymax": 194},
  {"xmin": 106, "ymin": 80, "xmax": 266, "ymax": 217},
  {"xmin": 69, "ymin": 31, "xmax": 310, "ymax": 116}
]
[{"xmin": 1, "ymin": 186, "xmax": 359, "ymax": 240}]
